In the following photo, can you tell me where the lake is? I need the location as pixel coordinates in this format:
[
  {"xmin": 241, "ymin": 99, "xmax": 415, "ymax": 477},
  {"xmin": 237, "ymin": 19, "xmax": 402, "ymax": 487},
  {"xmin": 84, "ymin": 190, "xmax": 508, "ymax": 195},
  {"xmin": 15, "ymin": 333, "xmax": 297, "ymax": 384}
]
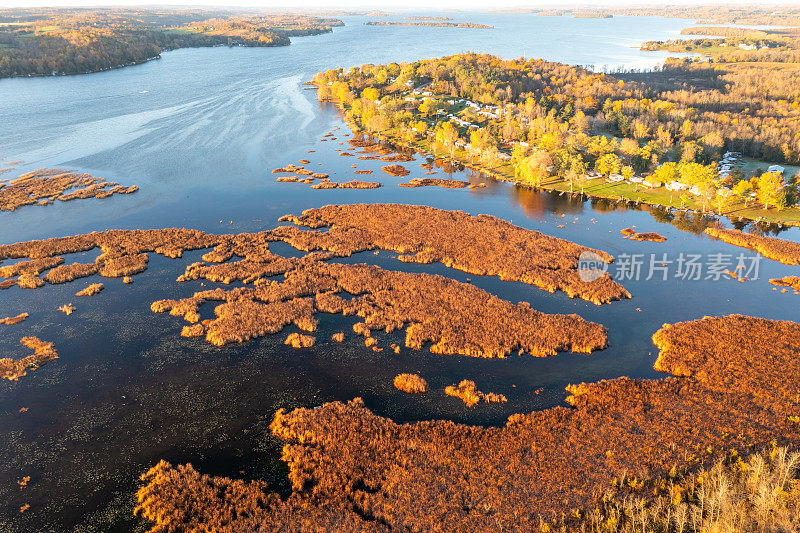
[{"xmin": 1, "ymin": 12, "xmax": 798, "ymax": 531}]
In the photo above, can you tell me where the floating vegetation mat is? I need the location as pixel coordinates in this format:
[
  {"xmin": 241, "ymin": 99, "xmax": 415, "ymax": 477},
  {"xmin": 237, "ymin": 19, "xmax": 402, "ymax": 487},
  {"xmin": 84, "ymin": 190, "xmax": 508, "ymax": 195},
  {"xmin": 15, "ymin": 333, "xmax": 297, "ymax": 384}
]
[
  {"xmin": 393, "ymin": 373, "xmax": 428, "ymax": 393},
  {"xmin": 445, "ymin": 379, "xmax": 507, "ymax": 406},
  {"xmin": 135, "ymin": 315, "xmax": 800, "ymax": 531},
  {"xmin": 706, "ymin": 226, "xmax": 800, "ymax": 265},
  {"xmin": 620, "ymin": 227, "xmax": 666, "ymax": 242},
  {"xmin": 0, "ymin": 337, "xmax": 58, "ymax": 381},
  {"xmin": 381, "ymin": 164, "xmax": 410, "ymax": 177},
  {"xmin": 0, "ymin": 168, "xmax": 137, "ymax": 212},
  {"xmin": 0, "ymin": 313, "xmax": 27, "ymax": 325},
  {"xmin": 770, "ymin": 275, "xmax": 800, "ymax": 292},
  {"xmin": 310, "ymin": 181, "xmax": 381, "ymax": 190}
]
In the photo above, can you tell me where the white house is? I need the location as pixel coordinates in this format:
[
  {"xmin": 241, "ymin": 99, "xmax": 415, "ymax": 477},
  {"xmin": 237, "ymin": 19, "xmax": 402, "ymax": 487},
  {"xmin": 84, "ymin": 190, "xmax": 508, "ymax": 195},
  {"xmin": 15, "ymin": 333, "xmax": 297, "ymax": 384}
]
[
  {"xmin": 666, "ymin": 181, "xmax": 689, "ymax": 191},
  {"xmin": 767, "ymin": 165, "xmax": 785, "ymax": 174}
]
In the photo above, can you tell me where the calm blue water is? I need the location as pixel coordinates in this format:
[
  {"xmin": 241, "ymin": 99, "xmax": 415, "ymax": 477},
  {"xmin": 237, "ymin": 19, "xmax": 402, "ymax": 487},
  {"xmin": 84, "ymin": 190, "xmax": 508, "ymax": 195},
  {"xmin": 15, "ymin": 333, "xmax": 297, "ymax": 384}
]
[{"xmin": 0, "ymin": 13, "xmax": 797, "ymax": 532}]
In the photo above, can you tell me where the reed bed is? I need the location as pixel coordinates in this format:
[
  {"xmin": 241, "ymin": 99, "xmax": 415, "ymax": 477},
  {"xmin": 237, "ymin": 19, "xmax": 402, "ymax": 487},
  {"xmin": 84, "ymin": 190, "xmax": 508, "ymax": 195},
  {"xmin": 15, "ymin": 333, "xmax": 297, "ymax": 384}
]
[
  {"xmin": 0, "ymin": 337, "xmax": 58, "ymax": 381},
  {"xmin": 706, "ymin": 226, "xmax": 800, "ymax": 265},
  {"xmin": 393, "ymin": 373, "xmax": 428, "ymax": 393},
  {"xmin": 0, "ymin": 168, "xmax": 137, "ymax": 212},
  {"xmin": 135, "ymin": 315, "xmax": 800, "ymax": 531}
]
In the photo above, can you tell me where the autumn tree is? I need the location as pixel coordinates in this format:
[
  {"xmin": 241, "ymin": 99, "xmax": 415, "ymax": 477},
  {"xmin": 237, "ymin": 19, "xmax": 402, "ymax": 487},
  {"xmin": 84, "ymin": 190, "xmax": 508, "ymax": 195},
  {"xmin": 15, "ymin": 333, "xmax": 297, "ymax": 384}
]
[{"xmin": 595, "ymin": 153, "xmax": 622, "ymax": 176}]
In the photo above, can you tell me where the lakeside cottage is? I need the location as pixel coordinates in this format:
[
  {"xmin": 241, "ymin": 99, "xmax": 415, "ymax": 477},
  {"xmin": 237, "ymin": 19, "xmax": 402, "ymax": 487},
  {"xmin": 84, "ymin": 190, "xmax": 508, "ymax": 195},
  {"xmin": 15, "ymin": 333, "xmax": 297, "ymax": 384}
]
[{"xmin": 666, "ymin": 181, "xmax": 689, "ymax": 191}]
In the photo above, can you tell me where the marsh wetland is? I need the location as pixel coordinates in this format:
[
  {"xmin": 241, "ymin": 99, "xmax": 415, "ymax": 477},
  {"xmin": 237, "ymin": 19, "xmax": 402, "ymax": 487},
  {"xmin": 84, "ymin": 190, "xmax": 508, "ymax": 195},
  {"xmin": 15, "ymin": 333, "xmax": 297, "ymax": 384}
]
[{"xmin": 1, "ymin": 10, "xmax": 800, "ymax": 532}]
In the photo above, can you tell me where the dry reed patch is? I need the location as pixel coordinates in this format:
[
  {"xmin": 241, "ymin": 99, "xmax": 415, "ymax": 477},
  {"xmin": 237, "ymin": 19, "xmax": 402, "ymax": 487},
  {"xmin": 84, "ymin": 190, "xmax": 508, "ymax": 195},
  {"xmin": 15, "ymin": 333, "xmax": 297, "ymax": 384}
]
[
  {"xmin": 380, "ymin": 153, "xmax": 415, "ymax": 162},
  {"xmin": 398, "ymin": 178, "xmax": 470, "ymax": 189},
  {"xmin": 1, "ymin": 337, "xmax": 58, "ymax": 381},
  {"xmin": 135, "ymin": 314, "xmax": 800, "ymax": 532},
  {"xmin": 310, "ymin": 181, "xmax": 381, "ymax": 190},
  {"xmin": 97, "ymin": 252, "xmax": 148, "ymax": 277},
  {"xmin": 393, "ymin": 373, "xmax": 428, "ymax": 393},
  {"xmin": 58, "ymin": 304, "xmax": 75, "ymax": 315},
  {"xmin": 652, "ymin": 314, "xmax": 800, "ymax": 415},
  {"xmin": 620, "ymin": 228, "xmax": 667, "ymax": 242},
  {"xmin": 153, "ymin": 260, "xmax": 607, "ymax": 358},
  {"xmin": 348, "ymin": 138, "xmax": 379, "ymax": 148},
  {"xmin": 0, "ymin": 168, "xmax": 137, "ymax": 212},
  {"xmin": 380, "ymin": 165, "xmax": 410, "ymax": 177},
  {"xmin": 0, "ymin": 313, "xmax": 28, "ymax": 325},
  {"xmin": 332, "ymin": 332, "xmax": 345, "ymax": 342},
  {"xmin": 138, "ymin": 367, "xmax": 793, "ymax": 533},
  {"xmin": 285, "ymin": 333, "xmax": 316, "ymax": 348},
  {"xmin": 706, "ymin": 227, "xmax": 800, "ymax": 265},
  {"xmin": 354, "ymin": 170, "xmax": 373, "ymax": 175},
  {"xmin": 0, "ymin": 229, "xmax": 227, "ymax": 293},
  {"xmin": 42, "ymin": 262, "xmax": 98, "ymax": 284},
  {"xmin": 445, "ymin": 379, "xmax": 506, "ymax": 406},
  {"xmin": 770, "ymin": 276, "xmax": 800, "ymax": 291},
  {"xmin": 281, "ymin": 204, "xmax": 628, "ymax": 304},
  {"xmin": 76, "ymin": 283, "xmax": 103, "ymax": 296},
  {"xmin": 135, "ymin": 460, "xmax": 379, "ymax": 532},
  {"xmin": 0, "ymin": 256, "xmax": 64, "ymax": 278},
  {"xmin": 16, "ymin": 273, "xmax": 44, "ymax": 289}
]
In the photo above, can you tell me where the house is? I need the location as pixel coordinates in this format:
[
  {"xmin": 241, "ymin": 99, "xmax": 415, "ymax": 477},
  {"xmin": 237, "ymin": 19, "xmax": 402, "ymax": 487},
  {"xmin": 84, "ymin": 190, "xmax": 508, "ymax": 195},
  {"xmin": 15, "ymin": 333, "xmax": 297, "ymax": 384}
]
[
  {"xmin": 586, "ymin": 171, "xmax": 602, "ymax": 180},
  {"xmin": 689, "ymin": 185, "xmax": 703, "ymax": 196},
  {"xmin": 738, "ymin": 43, "xmax": 756, "ymax": 51},
  {"xmin": 629, "ymin": 176, "xmax": 644, "ymax": 184},
  {"xmin": 607, "ymin": 173, "xmax": 624, "ymax": 183},
  {"xmin": 666, "ymin": 181, "xmax": 689, "ymax": 191},
  {"xmin": 767, "ymin": 165, "xmax": 785, "ymax": 174},
  {"xmin": 642, "ymin": 180, "xmax": 660, "ymax": 188}
]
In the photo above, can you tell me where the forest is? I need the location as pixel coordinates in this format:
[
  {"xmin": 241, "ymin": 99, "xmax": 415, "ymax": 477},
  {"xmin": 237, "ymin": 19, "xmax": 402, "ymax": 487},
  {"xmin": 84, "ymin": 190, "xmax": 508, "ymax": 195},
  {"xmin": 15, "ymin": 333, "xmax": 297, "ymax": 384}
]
[
  {"xmin": 314, "ymin": 49, "xmax": 800, "ymax": 217},
  {"xmin": 0, "ymin": 9, "xmax": 343, "ymax": 78}
]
